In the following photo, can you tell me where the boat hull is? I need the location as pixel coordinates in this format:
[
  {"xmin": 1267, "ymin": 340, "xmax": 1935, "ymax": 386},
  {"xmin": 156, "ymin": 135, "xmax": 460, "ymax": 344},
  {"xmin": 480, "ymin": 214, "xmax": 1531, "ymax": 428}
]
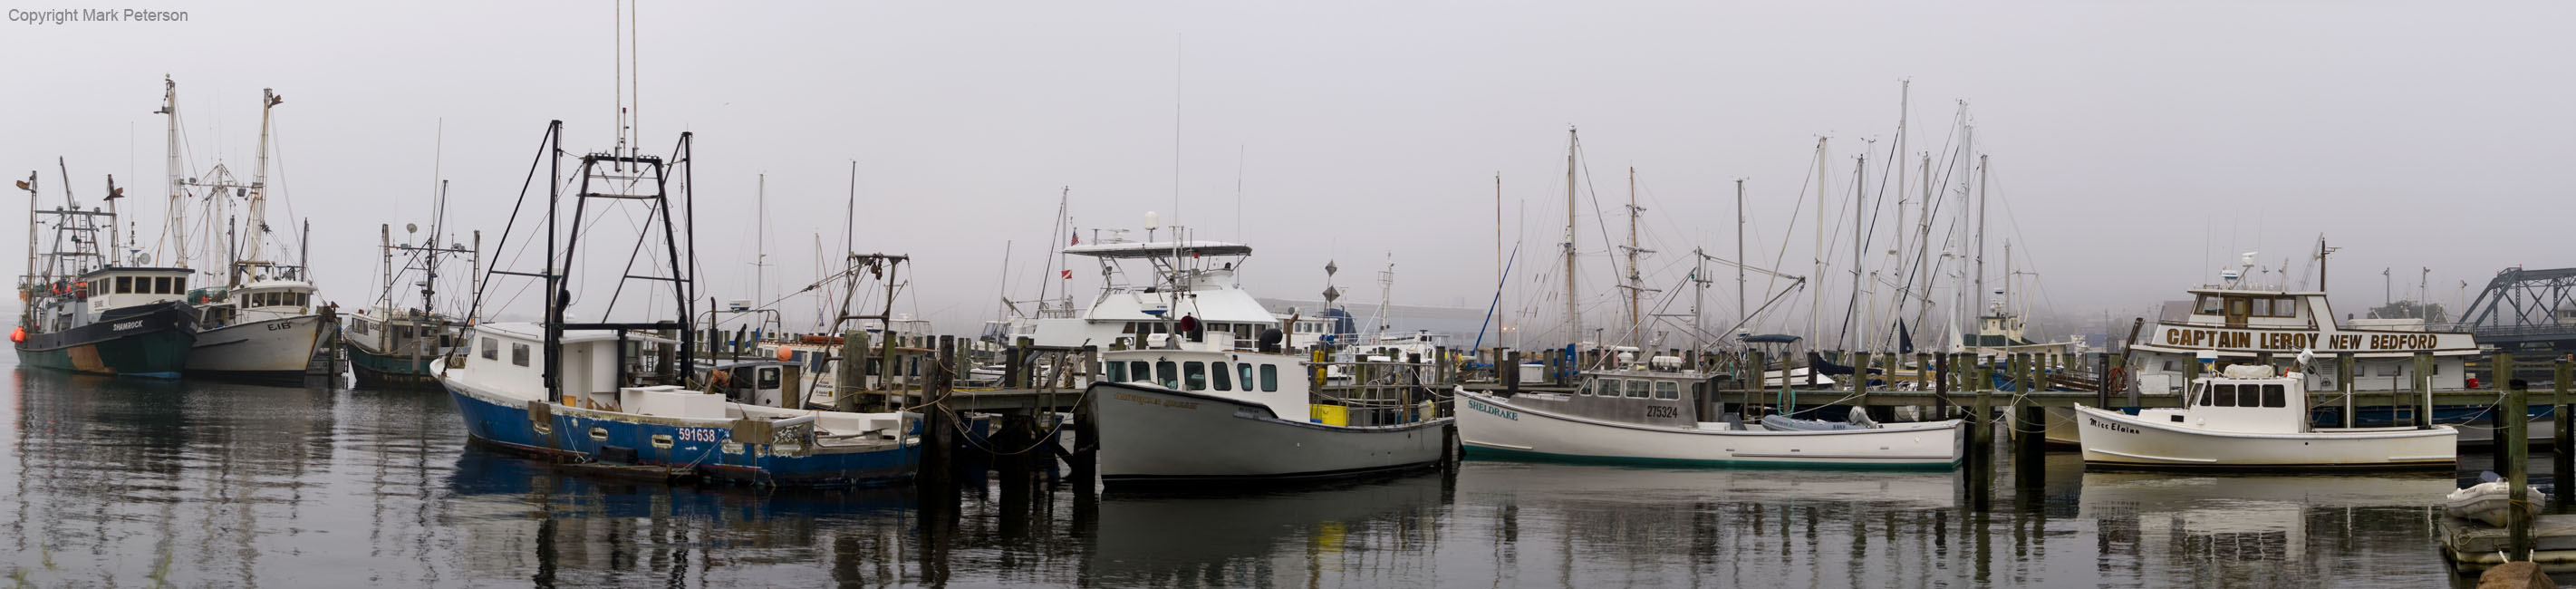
[
  {"xmin": 187, "ymin": 314, "xmax": 324, "ymax": 384},
  {"xmin": 442, "ymin": 378, "xmax": 919, "ymax": 487},
  {"xmin": 2072, "ymin": 404, "xmax": 2457, "ymax": 469},
  {"xmin": 1088, "ymin": 381, "xmax": 1451, "ymax": 485},
  {"xmin": 347, "ymin": 341, "xmax": 439, "ymax": 390},
  {"xmin": 1456, "ymin": 391, "xmax": 1963, "ymax": 469},
  {"xmin": 14, "ymin": 300, "xmax": 197, "ymax": 378}
]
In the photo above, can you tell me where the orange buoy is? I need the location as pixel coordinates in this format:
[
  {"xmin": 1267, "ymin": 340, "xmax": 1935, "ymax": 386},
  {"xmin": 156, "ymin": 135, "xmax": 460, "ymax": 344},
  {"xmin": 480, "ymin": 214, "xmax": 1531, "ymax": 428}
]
[
  {"xmin": 777, "ymin": 346, "xmax": 795, "ymax": 362},
  {"xmin": 8, "ymin": 326, "xmax": 23, "ymax": 343}
]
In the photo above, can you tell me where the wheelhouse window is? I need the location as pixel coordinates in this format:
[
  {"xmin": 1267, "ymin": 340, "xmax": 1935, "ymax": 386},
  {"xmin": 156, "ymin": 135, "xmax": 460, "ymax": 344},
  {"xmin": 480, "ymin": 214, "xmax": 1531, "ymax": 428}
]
[
  {"xmin": 156, "ymin": 276, "xmax": 172, "ymax": 294},
  {"xmin": 758, "ymin": 367, "xmax": 781, "ymax": 390},
  {"xmin": 1211, "ymin": 362, "xmax": 1232, "ymax": 391},
  {"xmin": 2211, "ymin": 383, "xmax": 2239, "ymax": 407},
  {"xmin": 2250, "ymin": 298, "xmax": 2272, "ymax": 317},
  {"xmin": 1155, "ymin": 361, "xmax": 1179, "ymax": 388},
  {"xmin": 1184, "ymin": 362, "xmax": 1208, "ymax": 391},
  {"xmin": 1105, "ymin": 362, "xmax": 1126, "ymax": 382},
  {"xmin": 481, "ymin": 337, "xmax": 499, "ymax": 360},
  {"xmin": 1238, "ymin": 363, "xmax": 1255, "ymax": 389},
  {"xmin": 115, "ymin": 276, "xmax": 132, "ymax": 294},
  {"xmin": 1625, "ymin": 380, "xmax": 1650, "ymax": 399},
  {"xmin": 1259, "ymin": 365, "xmax": 1278, "ymax": 391},
  {"xmin": 2268, "ymin": 297, "xmax": 2299, "ymax": 318},
  {"xmin": 1654, "ymin": 381, "xmax": 1680, "ymax": 400},
  {"xmin": 2260, "ymin": 384, "xmax": 2286, "ymax": 408},
  {"xmin": 1129, "ymin": 361, "xmax": 1152, "ymax": 382},
  {"xmin": 2195, "ymin": 295, "xmax": 2224, "ymax": 314},
  {"xmin": 510, "ymin": 343, "xmax": 530, "ymax": 367}
]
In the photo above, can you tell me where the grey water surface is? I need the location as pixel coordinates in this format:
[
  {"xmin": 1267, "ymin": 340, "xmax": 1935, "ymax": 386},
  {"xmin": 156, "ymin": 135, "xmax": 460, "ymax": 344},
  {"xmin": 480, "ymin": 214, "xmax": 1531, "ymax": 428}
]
[{"xmin": 0, "ymin": 363, "xmax": 2511, "ymax": 588}]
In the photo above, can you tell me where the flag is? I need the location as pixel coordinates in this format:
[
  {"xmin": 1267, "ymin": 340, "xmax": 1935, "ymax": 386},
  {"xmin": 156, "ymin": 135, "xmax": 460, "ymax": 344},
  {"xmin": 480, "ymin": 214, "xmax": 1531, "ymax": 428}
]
[
  {"xmin": 1060, "ymin": 269, "xmax": 1072, "ymax": 279},
  {"xmin": 1071, "ymin": 233, "xmax": 1079, "ymax": 246}
]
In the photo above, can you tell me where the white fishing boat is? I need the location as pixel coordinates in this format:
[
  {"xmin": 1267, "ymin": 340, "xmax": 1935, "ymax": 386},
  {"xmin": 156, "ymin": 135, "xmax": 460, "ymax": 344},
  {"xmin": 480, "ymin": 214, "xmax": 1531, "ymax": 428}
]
[
  {"xmin": 1086, "ymin": 334, "xmax": 1452, "ymax": 485},
  {"xmin": 2127, "ymin": 252, "xmax": 2477, "ymax": 396},
  {"xmin": 163, "ymin": 86, "xmax": 331, "ymax": 383},
  {"xmin": 2073, "ymin": 358, "xmax": 2457, "ymax": 469},
  {"xmin": 1457, "ymin": 352, "xmax": 1962, "ymax": 469}
]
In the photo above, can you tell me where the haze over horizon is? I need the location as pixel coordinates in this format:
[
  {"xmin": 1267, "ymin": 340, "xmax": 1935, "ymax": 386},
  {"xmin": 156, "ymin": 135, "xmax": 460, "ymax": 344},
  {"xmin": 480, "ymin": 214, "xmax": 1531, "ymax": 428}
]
[{"xmin": 5, "ymin": 1, "xmax": 2566, "ymax": 350}]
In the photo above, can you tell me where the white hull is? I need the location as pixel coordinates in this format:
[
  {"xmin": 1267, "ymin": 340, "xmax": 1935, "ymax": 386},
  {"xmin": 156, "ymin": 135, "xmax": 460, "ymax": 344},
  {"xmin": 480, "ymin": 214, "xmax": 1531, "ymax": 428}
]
[
  {"xmin": 2072, "ymin": 404, "xmax": 2456, "ymax": 468},
  {"xmin": 187, "ymin": 314, "xmax": 324, "ymax": 379},
  {"xmin": 1455, "ymin": 391, "xmax": 1962, "ymax": 468},
  {"xmin": 1089, "ymin": 382, "xmax": 1450, "ymax": 483}
]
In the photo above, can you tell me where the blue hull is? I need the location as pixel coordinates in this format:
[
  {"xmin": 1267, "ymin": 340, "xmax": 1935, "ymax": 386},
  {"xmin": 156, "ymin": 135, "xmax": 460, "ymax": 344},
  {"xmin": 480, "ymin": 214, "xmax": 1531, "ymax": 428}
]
[{"xmin": 445, "ymin": 384, "xmax": 920, "ymax": 487}]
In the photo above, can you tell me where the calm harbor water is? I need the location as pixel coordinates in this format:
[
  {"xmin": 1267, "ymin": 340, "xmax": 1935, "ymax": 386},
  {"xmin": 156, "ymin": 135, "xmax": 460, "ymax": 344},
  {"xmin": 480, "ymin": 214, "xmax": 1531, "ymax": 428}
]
[{"xmin": 0, "ymin": 361, "xmax": 2538, "ymax": 588}]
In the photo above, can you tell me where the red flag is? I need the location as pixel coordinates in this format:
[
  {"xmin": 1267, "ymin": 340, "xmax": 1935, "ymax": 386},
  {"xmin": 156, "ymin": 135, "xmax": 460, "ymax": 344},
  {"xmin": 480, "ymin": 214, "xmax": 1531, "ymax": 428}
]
[
  {"xmin": 1070, "ymin": 233, "xmax": 1079, "ymax": 246},
  {"xmin": 1060, "ymin": 269, "xmax": 1073, "ymax": 279}
]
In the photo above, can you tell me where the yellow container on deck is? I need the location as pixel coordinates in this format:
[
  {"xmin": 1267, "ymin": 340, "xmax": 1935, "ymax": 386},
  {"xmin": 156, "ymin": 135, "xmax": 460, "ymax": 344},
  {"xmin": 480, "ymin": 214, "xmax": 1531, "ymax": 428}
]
[{"xmin": 1310, "ymin": 404, "xmax": 1348, "ymax": 426}]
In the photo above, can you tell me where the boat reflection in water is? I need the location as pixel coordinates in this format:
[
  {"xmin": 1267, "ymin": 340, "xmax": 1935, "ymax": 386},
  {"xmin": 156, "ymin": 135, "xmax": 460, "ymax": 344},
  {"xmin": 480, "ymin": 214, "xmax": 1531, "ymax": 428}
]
[
  {"xmin": 444, "ymin": 450, "xmax": 919, "ymax": 585},
  {"xmin": 2075, "ymin": 470, "xmax": 2455, "ymax": 587},
  {"xmin": 0, "ymin": 362, "xmax": 2494, "ymax": 588},
  {"xmin": 1087, "ymin": 472, "xmax": 1452, "ymax": 587}
]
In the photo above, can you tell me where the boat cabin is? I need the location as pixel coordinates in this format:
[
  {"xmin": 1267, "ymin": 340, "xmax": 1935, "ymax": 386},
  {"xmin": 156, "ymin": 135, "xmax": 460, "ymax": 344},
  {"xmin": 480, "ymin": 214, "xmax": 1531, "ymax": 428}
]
[
  {"xmin": 2130, "ymin": 286, "xmax": 2476, "ymax": 395},
  {"xmin": 1506, "ymin": 352, "xmax": 1713, "ymax": 429},
  {"xmin": 191, "ymin": 279, "xmax": 318, "ymax": 327},
  {"xmin": 347, "ymin": 309, "xmax": 458, "ymax": 354},
  {"xmin": 2137, "ymin": 370, "xmax": 2311, "ymax": 434},
  {"xmin": 709, "ymin": 360, "xmax": 804, "ymax": 410},
  {"xmin": 72, "ymin": 266, "xmax": 192, "ymax": 314}
]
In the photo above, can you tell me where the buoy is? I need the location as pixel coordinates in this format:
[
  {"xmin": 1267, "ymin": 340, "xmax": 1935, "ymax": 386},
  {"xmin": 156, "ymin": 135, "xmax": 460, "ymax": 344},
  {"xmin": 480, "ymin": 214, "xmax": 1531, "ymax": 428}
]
[
  {"xmin": 777, "ymin": 346, "xmax": 794, "ymax": 362},
  {"xmin": 8, "ymin": 327, "xmax": 23, "ymax": 343}
]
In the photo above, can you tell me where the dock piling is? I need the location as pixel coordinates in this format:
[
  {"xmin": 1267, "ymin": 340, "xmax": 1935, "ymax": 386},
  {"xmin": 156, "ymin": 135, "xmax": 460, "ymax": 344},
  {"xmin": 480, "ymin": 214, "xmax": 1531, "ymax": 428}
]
[
  {"xmin": 2502, "ymin": 352, "xmax": 2530, "ymax": 560},
  {"xmin": 2557, "ymin": 358, "xmax": 2572, "ymax": 513}
]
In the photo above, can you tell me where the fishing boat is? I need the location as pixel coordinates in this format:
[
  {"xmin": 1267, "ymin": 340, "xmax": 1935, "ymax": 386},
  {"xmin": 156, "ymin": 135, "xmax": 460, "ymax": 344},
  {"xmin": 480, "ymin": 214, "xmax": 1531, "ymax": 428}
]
[
  {"xmin": 346, "ymin": 179, "xmax": 480, "ymax": 389},
  {"xmin": 437, "ymin": 125, "xmax": 917, "ymax": 487},
  {"xmin": 166, "ymin": 87, "xmax": 329, "ymax": 383},
  {"xmin": 1086, "ymin": 334, "xmax": 1452, "ymax": 485},
  {"xmin": 2127, "ymin": 252, "xmax": 2478, "ymax": 396},
  {"xmin": 1456, "ymin": 352, "xmax": 1963, "ymax": 468},
  {"xmin": 1078, "ymin": 218, "xmax": 1452, "ymax": 486},
  {"xmin": 12, "ymin": 169, "xmax": 198, "ymax": 377},
  {"xmin": 2073, "ymin": 356, "xmax": 2457, "ymax": 469}
]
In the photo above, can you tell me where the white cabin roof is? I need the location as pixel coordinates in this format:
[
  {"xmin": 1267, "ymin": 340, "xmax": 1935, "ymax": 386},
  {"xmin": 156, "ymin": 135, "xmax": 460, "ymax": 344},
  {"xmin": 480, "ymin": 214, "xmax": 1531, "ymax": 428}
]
[
  {"xmin": 469, "ymin": 322, "xmax": 679, "ymax": 344},
  {"xmin": 1063, "ymin": 240, "xmax": 1251, "ymax": 259}
]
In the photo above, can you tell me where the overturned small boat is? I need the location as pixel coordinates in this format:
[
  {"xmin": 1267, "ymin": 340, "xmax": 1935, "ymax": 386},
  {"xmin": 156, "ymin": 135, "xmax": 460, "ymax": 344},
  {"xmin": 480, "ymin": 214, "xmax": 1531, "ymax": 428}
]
[{"xmin": 2444, "ymin": 472, "xmax": 2544, "ymax": 526}]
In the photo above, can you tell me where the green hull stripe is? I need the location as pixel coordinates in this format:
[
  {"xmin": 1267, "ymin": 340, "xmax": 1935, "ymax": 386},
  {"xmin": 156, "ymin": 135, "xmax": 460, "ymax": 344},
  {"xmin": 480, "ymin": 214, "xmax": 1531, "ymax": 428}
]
[{"xmin": 1462, "ymin": 443, "xmax": 1961, "ymax": 472}]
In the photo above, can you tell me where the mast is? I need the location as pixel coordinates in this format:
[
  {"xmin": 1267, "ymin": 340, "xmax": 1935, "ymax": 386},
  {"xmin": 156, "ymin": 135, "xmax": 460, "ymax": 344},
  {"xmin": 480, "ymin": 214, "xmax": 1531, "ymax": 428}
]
[
  {"xmin": 1735, "ymin": 179, "xmax": 1746, "ymax": 337},
  {"xmin": 1495, "ymin": 173, "xmax": 1503, "ymax": 343},
  {"xmin": 1562, "ymin": 127, "xmax": 1580, "ymax": 350},
  {"xmin": 1850, "ymin": 151, "xmax": 1865, "ymax": 351},
  {"xmin": 241, "ymin": 88, "xmax": 283, "ymax": 285},
  {"xmin": 1625, "ymin": 166, "xmax": 1641, "ymax": 347},
  {"xmin": 1974, "ymin": 153, "xmax": 1989, "ymax": 350},
  {"xmin": 21, "ymin": 171, "xmax": 35, "ymax": 328},
  {"xmin": 1692, "ymin": 246, "xmax": 1706, "ymax": 352},
  {"xmin": 1810, "ymin": 138, "xmax": 1827, "ymax": 348},
  {"xmin": 157, "ymin": 76, "xmax": 186, "ymax": 269}
]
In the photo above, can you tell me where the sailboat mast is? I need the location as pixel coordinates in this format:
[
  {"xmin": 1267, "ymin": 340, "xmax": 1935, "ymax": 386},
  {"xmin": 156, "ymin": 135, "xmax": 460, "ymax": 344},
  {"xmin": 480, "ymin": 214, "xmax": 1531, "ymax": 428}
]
[
  {"xmin": 1495, "ymin": 173, "xmax": 1504, "ymax": 343},
  {"xmin": 1851, "ymin": 152, "xmax": 1865, "ymax": 351},
  {"xmin": 1563, "ymin": 128, "xmax": 1580, "ymax": 351},
  {"xmin": 1810, "ymin": 138, "xmax": 1826, "ymax": 348},
  {"xmin": 1974, "ymin": 153, "xmax": 1989, "ymax": 350},
  {"xmin": 158, "ymin": 77, "xmax": 185, "ymax": 269},
  {"xmin": 1735, "ymin": 179, "xmax": 1746, "ymax": 337}
]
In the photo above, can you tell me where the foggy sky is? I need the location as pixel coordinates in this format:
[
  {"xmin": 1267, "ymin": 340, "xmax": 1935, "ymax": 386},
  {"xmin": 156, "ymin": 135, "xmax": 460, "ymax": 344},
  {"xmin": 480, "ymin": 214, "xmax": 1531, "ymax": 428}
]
[{"xmin": 5, "ymin": 1, "xmax": 2569, "ymax": 347}]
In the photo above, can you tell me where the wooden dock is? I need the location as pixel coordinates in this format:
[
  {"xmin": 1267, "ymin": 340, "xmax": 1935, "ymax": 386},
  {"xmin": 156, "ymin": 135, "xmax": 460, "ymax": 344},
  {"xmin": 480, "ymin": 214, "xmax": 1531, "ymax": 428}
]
[{"xmin": 2440, "ymin": 515, "xmax": 2576, "ymax": 573}]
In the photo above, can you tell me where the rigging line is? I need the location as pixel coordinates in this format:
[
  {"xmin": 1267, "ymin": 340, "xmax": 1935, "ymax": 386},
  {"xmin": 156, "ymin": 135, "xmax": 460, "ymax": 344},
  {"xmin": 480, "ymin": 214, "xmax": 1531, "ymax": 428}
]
[
  {"xmin": 1766, "ymin": 148, "xmax": 1819, "ymax": 312},
  {"xmin": 1983, "ymin": 166, "xmax": 2060, "ymax": 321},
  {"xmin": 470, "ymin": 125, "xmax": 559, "ymax": 323}
]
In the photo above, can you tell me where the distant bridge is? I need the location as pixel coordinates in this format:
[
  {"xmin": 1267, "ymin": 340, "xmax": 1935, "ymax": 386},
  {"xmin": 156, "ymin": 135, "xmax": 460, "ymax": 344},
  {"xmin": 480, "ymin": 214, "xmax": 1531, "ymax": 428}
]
[{"xmin": 2459, "ymin": 266, "xmax": 2576, "ymax": 357}]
